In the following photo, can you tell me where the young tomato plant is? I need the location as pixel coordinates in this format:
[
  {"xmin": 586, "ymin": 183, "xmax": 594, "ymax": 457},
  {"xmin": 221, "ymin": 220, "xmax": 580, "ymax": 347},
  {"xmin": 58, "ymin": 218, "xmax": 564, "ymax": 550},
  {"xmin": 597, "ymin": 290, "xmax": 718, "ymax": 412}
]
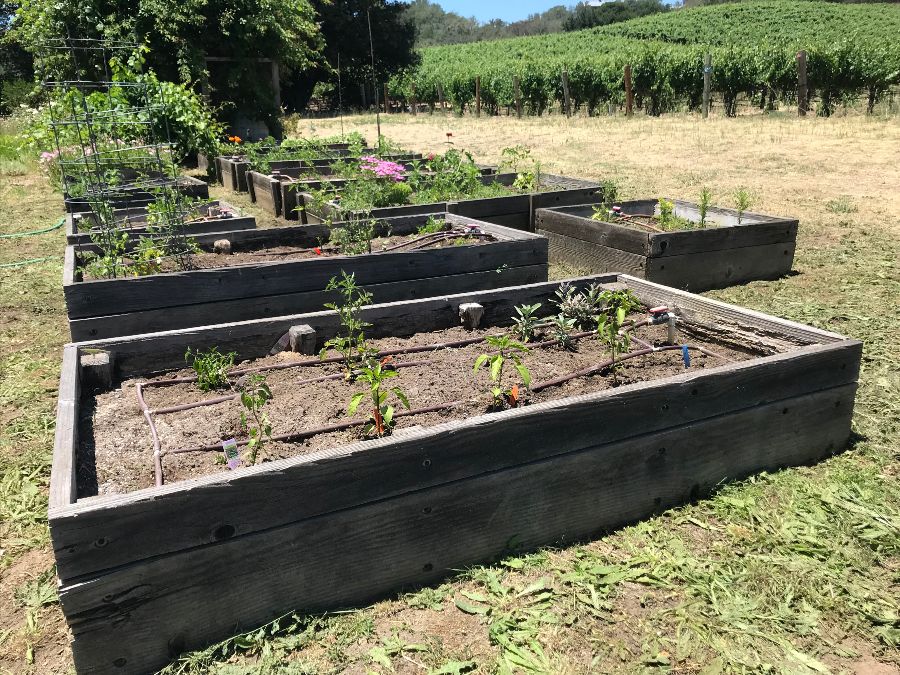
[
  {"xmin": 185, "ymin": 346, "xmax": 236, "ymax": 391},
  {"xmin": 511, "ymin": 303, "xmax": 542, "ymax": 343},
  {"xmin": 473, "ymin": 335, "xmax": 531, "ymax": 409},
  {"xmin": 347, "ymin": 357, "xmax": 411, "ymax": 438},
  {"xmin": 321, "ymin": 272, "xmax": 375, "ymax": 377},
  {"xmin": 239, "ymin": 374, "xmax": 273, "ymax": 465}
]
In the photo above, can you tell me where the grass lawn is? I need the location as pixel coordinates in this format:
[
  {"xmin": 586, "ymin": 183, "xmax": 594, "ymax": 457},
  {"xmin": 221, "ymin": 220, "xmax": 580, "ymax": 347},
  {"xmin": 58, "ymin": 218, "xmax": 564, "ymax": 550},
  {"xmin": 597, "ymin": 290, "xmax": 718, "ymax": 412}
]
[{"xmin": 1, "ymin": 111, "xmax": 898, "ymax": 675}]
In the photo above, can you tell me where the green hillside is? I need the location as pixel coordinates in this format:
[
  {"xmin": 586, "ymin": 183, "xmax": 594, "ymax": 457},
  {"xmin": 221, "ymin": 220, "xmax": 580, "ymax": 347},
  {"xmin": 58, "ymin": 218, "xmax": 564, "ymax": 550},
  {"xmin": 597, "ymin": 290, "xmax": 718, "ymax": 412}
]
[{"xmin": 391, "ymin": 1, "xmax": 900, "ymax": 117}]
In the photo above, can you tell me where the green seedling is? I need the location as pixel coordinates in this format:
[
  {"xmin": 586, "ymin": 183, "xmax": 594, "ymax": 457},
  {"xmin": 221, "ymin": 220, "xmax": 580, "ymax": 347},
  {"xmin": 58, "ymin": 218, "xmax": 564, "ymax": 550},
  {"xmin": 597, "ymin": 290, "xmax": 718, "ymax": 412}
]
[
  {"xmin": 734, "ymin": 187, "xmax": 753, "ymax": 224},
  {"xmin": 185, "ymin": 346, "xmax": 236, "ymax": 392},
  {"xmin": 591, "ymin": 179, "xmax": 620, "ymax": 222},
  {"xmin": 321, "ymin": 272, "xmax": 375, "ymax": 377},
  {"xmin": 501, "ymin": 145, "xmax": 540, "ymax": 191},
  {"xmin": 553, "ymin": 282, "xmax": 596, "ymax": 329},
  {"xmin": 597, "ymin": 306, "xmax": 631, "ymax": 384},
  {"xmin": 347, "ymin": 357, "xmax": 411, "ymax": 438},
  {"xmin": 417, "ymin": 215, "xmax": 447, "ymax": 235},
  {"xmin": 239, "ymin": 374, "xmax": 273, "ymax": 465},
  {"xmin": 512, "ymin": 303, "xmax": 542, "ymax": 343},
  {"xmin": 698, "ymin": 187, "xmax": 713, "ymax": 227},
  {"xmin": 474, "ymin": 335, "xmax": 531, "ymax": 409},
  {"xmin": 330, "ymin": 213, "xmax": 377, "ymax": 255},
  {"xmin": 549, "ymin": 314, "xmax": 578, "ymax": 350}
]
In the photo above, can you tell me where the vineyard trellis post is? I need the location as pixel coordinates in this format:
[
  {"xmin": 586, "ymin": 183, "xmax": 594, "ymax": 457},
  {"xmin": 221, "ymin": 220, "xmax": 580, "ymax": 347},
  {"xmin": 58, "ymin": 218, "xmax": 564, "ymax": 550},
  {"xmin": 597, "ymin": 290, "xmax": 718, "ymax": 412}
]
[
  {"xmin": 514, "ymin": 76, "xmax": 523, "ymax": 118},
  {"xmin": 475, "ymin": 76, "xmax": 481, "ymax": 118},
  {"xmin": 410, "ymin": 83, "xmax": 417, "ymax": 116},
  {"xmin": 437, "ymin": 82, "xmax": 445, "ymax": 113},
  {"xmin": 702, "ymin": 53, "xmax": 712, "ymax": 119},
  {"xmin": 384, "ymin": 84, "xmax": 390, "ymax": 114},
  {"xmin": 562, "ymin": 69, "xmax": 572, "ymax": 118},
  {"xmin": 624, "ymin": 65, "xmax": 634, "ymax": 117},
  {"xmin": 797, "ymin": 50, "xmax": 808, "ymax": 117}
]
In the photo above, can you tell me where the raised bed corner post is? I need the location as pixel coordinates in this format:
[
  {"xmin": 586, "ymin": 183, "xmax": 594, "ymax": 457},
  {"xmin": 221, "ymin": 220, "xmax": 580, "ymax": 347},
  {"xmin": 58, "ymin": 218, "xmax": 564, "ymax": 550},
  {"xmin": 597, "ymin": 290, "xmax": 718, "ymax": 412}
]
[
  {"xmin": 624, "ymin": 65, "xmax": 634, "ymax": 117},
  {"xmin": 702, "ymin": 54, "xmax": 712, "ymax": 119},
  {"xmin": 797, "ymin": 50, "xmax": 808, "ymax": 117}
]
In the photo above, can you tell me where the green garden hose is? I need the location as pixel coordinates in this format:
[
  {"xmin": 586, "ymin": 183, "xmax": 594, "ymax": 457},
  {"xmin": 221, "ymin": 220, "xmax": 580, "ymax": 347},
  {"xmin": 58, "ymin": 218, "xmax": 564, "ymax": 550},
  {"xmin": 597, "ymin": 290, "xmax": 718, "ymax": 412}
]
[
  {"xmin": 0, "ymin": 256, "xmax": 59, "ymax": 269},
  {"xmin": 0, "ymin": 216, "xmax": 66, "ymax": 269},
  {"xmin": 0, "ymin": 216, "xmax": 66, "ymax": 239}
]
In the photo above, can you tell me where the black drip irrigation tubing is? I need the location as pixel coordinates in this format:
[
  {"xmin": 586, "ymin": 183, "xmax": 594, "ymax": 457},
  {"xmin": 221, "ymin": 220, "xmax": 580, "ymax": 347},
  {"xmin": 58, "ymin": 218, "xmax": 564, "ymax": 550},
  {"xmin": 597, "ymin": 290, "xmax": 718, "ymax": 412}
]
[{"xmin": 136, "ymin": 314, "xmax": 733, "ymax": 486}]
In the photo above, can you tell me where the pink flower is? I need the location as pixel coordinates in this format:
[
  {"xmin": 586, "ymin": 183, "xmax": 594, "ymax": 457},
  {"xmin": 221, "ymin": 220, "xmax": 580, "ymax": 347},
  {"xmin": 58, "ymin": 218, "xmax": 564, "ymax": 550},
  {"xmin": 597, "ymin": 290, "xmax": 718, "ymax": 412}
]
[{"xmin": 360, "ymin": 157, "xmax": 406, "ymax": 182}]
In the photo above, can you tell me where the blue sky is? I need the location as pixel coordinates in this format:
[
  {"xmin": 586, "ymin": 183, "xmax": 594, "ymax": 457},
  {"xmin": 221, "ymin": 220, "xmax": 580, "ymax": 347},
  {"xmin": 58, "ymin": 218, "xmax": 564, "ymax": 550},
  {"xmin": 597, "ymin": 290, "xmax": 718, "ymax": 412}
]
[
  {"xmin": 436, "ymin": 1, "xmax": 675, "ymax": 23},
  {"xmin": 436, "ymin": 1, "xmax": 571, "ymax": 23}
]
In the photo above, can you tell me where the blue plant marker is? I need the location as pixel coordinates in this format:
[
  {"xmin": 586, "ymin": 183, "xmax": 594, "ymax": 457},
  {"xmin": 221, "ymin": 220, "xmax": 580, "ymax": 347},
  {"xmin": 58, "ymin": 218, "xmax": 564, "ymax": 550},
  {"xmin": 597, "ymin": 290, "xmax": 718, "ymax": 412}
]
[{"xmin": 682, "ymin": 345, "xmax": 691, "ymax": 369}]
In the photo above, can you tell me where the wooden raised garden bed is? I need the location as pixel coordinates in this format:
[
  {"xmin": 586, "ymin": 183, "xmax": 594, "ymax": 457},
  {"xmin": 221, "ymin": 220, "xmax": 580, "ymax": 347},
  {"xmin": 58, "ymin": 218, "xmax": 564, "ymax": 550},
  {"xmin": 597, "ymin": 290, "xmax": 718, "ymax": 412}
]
[
  {"xmin": 64, "ymin": 176, "xmax": 210, "ymax": 214},
  {"xmin": 65, "ymin": 200, "xmax": 256, "ymax": 246},
  {"xmin": 63, "ymin": 214, "xmax": 548, "ymax": 341},
  {"xmin": 535, "ymin": 199, "xmax": 798, "ymax": 292},
  {"xmin": 50, "ymin": 274, "xmax": 861, "ymax": 675},
  {"xmin": 297, "ymin": 173, "xmax": 603, "ymax": 232},
  {"xmin": 250, "ymin": 154, "xmax": 429, "ymax": 217}
]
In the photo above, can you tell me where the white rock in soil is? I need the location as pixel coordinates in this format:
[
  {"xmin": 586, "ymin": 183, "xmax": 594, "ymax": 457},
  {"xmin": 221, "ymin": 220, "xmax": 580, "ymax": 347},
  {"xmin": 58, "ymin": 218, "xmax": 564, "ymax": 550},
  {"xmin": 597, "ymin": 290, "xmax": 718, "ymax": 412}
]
[{"xmin": 213, "ymin": 239, "xmax": 232, "ymax": 255}]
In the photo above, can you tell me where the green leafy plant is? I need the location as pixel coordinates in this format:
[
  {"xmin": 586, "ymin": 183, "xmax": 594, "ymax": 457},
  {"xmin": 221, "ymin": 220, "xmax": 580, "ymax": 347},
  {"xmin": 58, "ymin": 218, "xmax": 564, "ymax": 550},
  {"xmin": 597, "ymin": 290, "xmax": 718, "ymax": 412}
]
[
  {"xmin": 597, "ymin": 307, "xmax": 631, "ymax": 383},
  {"xmin": 239, "ymin": 374, "xmax": 273, "ymax": 465},
  {"xmin": 698, "ymin": 187, "xmax": 713, "ymax": 227},
  {"xmin": 500, "ymin": 145, "xmax": 540, "ymax": 192},
  {"xmin": 85, "ymin": 229, "xmax": 130, "ymax": 280},
  {"xmin": 474, "ymin": 335, "xmax": 531, "ymax": 409},
  {"xmin": 417, "ymin": 216, "xmax": 447, "ymax": 235},
  {"xmin": 597, "ymin": 288, "xmax": 642, "ymax": 320},
  {"xmin": 552, "ymin": 282, "xmax": 596, "ymax": 330},
  {"xmin": 185, "ymin": 347, "xmax": 236, "ymax": 392},
  {"xmin": 734, "ymin": 187, "xmax": 753, "ymax": 225},
  {"xmin": 658, "ymin": 198, "xmax": 677, "ymax": 229},
  {"xmin": 330, "ymin": 214, "xmax": 377, "ymax": 255},
  {"xmin": 321, "ymin": 272, "xmax": 375, "ymax": 377},
  {"xmin": 549, "ymin": 314, "xmax": 578, "ymax": 350},
  {"xmin": 130, "ymin": 236, "xmax": 166, "ymax": 276},
  {"xmin": 512, "ymin": 303, "xmax": 542, "ymax": 343},
  {"xmin": 591, "ymin": 179, "xmax": 620, "ymax": 221},
  {"xmin": 347, "ymin": 357, "xmax": 411, "ymax": 438}
]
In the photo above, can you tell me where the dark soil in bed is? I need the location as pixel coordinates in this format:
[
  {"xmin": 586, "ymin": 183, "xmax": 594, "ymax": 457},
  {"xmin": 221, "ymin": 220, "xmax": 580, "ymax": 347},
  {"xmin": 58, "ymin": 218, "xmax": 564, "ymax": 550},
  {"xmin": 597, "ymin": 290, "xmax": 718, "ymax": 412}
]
[
  {"xmin": 80, "ymin": 232, "xmax": 493, "ymax": 279},
  {"xmin": 78, "ymin": 317, "xmax": 774, "ymax": 497}
]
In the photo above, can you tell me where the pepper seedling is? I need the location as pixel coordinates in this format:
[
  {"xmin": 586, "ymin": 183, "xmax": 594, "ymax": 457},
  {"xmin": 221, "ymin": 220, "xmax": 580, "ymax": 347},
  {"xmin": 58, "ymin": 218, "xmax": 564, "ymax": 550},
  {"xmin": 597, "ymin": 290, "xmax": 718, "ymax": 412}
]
[
  {"xmin": 348, "ymin": 357, "xmax": 411, "ymax": 438},
  {"xmin": 473, "ymin": 335, "xmax": 531, "ymax": 409}
]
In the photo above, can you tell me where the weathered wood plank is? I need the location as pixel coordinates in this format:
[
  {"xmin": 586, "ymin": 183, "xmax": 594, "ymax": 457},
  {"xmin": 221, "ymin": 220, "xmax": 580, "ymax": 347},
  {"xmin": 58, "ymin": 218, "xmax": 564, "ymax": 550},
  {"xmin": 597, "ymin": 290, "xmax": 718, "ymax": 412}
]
[
  {"xmin": 60, "ymin": 384, "xmax": 856, "ymax": 675},
  {"xmin": 535, "ymin": 208, "xmax": 650, "ymax": 255},
  {"xmin": 67, "ymin": 263, "xmax": 549, "ymax": 341},
  {"xmin": 620, "ymin": 274, "xmax": 846, "ymax": 344},
  {"xmin": 49, "ymin": 346, "xmax": 80, "ymax": 510},
  {"xmin": 63, "ymin": 229, "xmax": 546, "ymax": 319},
  {"xmin": 649, "ymin": 216, "xmax": 798, "ymax": 258},
  {"xmin": 249, "ymin": 172, "xmax": 283, "ymax": 216},
  {"xmin": 70, "ymin": 276, "xmax": 615, "ymax": 376},
  {"xmin": 645, "ymin": 243, "xmax": 796, "ymax": 292},
  {"xmin": 540, "ymin": 229, "xmax": 647, "ymax": 277},
  {"xmin": 51, "ymin": 341, "xmax": 861, "ymax": 580}
]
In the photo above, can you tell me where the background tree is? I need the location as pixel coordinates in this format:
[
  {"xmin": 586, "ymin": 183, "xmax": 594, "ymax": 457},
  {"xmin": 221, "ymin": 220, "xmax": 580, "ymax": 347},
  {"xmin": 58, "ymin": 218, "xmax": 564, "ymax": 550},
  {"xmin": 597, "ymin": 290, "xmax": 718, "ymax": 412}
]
[
  {"xmin": 282, "ymin": 0, "xmax": 418, "ymax": 111},
  {"xmin": 564, "ymin": 0, "xmax": 669, "ymax": 32}
]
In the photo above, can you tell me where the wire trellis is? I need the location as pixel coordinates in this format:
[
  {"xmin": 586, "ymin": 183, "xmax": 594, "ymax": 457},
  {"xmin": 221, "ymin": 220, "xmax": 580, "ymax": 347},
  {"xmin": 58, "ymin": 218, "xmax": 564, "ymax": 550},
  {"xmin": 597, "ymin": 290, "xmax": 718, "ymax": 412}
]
[{"xmin": 37, "ymin": 36, "xmax": 200, "ymax": 276}]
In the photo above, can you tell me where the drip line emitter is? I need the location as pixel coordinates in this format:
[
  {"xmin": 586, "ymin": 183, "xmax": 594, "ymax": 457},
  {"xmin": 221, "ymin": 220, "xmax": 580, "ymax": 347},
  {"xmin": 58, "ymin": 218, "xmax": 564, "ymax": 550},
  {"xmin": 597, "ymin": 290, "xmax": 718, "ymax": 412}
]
[{"xmin": 135, "ymin": 305, "xmax": 731, "ymax": 486}]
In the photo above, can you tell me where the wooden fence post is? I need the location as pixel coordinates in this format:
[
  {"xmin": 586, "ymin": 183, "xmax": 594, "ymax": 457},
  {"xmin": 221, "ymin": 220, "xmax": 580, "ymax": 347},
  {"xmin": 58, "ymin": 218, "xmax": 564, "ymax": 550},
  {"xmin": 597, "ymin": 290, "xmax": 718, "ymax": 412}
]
[
  {"xmin": 561, "ymin": 69, "xmax": 572, "ymax": 118},
  {"xmin": 437, "ymin": 83, "xmax": 445, "ymax": 113},
  {"xmin": 624, "ymin": 65, "xmax": 634, "ymax": 117},
  {"xmin": 360, "ymin": 84, "xmax": 367, "ymax": 109},
  {"xmin": 475, "ymin": 76, "xmax": 481, "ymax": 118},
  {"xmin": 702, "ymin": 53, "xmax": 712, "ymax": 119},
  {"xmin": 514, "ymin": 76, "xmax": 523, "ymax": 118},
  {"xmin": 384, "ymin": 84, "xmax": 390, "ymax": 114},
  {"xmin": 797, "ymin": 50, "xmax": 808, "ymax": 117},
  {"xmin": 411, "ymin": 84, "xmax": 417, "ymax": 116}
]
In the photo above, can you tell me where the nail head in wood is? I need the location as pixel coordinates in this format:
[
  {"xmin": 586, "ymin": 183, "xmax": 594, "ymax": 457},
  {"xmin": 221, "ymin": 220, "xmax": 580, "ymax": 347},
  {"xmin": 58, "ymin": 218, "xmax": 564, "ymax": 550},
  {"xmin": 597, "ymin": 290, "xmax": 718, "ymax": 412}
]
[
  {"xmin": 459, "ymin": 303, "xmax": 485, "ymax": 330},
  {"xmin": 289, "ymin": 325, "xmax": 317, "ymax": 355}
]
